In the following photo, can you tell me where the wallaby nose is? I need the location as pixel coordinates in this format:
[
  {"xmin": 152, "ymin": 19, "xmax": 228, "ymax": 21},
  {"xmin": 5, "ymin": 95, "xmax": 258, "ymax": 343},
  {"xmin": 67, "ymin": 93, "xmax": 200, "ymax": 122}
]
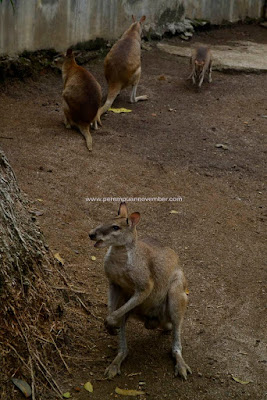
[{"xmin": 89, "ymin": 233, "xmax": 96, "ymax": 240}]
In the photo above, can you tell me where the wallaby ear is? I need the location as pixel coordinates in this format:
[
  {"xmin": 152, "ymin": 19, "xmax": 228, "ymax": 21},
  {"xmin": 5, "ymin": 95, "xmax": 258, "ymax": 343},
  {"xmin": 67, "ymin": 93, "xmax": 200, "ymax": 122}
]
[
  {"xmin": 66, "ymin": 48, "xmax": 73, "ymax": 57},
  {"xmin": 140, "ymin": 16, "xmax": 146, "ymax": 24},
  {"xmin": 132, "ymin": 15, "xmax": 136, "ymax": 22},
  {"xmin": 129, "ymin": 212, "xmax": 140, "ymax": 227},
  {"xmin": 118, "ymin": 202, "xmax": 128, "ymax": 218}
]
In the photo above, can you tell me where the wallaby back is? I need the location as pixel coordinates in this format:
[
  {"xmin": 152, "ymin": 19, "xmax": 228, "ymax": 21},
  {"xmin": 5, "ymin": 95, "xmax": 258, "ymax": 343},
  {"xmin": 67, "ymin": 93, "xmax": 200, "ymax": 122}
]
[
  {"xmin": 62, "ymin": 49, "xmax": 101, "ymax": 125},
  {"xmin": 96, "ymin": 16, "xmax": 147, "ymax": 124},
  {"xmin": 104, "ymin": 19, "xmax": 144, "ymax": 89}
]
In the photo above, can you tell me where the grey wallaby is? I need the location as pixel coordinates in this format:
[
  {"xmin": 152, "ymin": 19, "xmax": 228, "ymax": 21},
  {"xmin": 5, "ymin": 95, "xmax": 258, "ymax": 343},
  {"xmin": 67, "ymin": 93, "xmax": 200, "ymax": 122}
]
[
  {"xmin": 89, "ymin": 202, "xmax": 191, "ymax": 379},
  {"xmin": 189, "ymin": 45, "xmax": 212, "ymax": 88}
]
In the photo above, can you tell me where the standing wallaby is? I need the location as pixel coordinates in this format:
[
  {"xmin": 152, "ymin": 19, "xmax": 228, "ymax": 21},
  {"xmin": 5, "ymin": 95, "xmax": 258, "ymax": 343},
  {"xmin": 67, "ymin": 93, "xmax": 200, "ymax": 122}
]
[
  {"xmin": 89, "ymin": 202, "xmax": 191, "ymax": 380},
  {"xmin": 96, "ymin": 16, "xmax": 148, "ymax": 127},
  {"xmin": 189, "ymin": 46, "xmax": 212, "ymax": 88},
  {"xmin": 61, "ymin": 48, "xmax": 101, "ymax": 151}
]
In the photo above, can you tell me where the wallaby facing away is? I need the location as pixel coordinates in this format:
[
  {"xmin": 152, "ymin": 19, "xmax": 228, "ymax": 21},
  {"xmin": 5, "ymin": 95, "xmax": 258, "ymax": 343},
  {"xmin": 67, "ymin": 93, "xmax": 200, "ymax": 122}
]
[
  {"xmin": 61, "ymin": 48, "xmax": 101, "ymax": 151},
  {"xmin": 96, "ymin": 16, "xmax": 148, "ymax": 126},
  {"xmin": 189, "ymin": 46, "xmax": 212, "ymax": 88},
  {"xmin": 89, "ymin": 202, "xmax": 191, "ymax": 380}
]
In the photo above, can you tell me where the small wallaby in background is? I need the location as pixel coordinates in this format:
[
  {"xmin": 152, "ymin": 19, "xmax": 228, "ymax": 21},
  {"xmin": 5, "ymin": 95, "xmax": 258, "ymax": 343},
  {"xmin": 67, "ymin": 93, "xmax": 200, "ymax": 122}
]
[
  {"xmin": 89, "ymin": 202, "xmax": 191, "ymax": 380},
  {"xmin": 96, "ymin": 16, "xmax": 148, "ymax": 126},
  {"xmin": 61, "ymin": 49, "xmax": 101, "ymax": 151},
  {"xmin": 189, "ymin": 46, "xmax": 212, "ymax": 88}
]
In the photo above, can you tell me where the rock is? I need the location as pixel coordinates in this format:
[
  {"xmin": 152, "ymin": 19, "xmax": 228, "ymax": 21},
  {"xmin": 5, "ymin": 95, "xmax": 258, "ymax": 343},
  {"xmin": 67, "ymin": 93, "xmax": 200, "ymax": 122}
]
[
  {"xmin": 216, "ymin": 143, "xmax": 229, "ymax": 150},
  {"xmin": 157, "ymin": 41, "xmax": 267, "ymax": 73},
  {"xmin": 141, "ymin": 42, "xmax": 152, "ymax": 51}
]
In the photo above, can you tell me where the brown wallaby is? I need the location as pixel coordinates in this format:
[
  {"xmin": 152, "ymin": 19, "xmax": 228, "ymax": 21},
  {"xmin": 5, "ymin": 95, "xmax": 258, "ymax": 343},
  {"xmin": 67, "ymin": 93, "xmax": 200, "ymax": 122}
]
[
  {"xmin": 96, "ymin": 16, "xmax": 148, "ymax": 127},
  {"xmin": 61, "ymin": 48, "xmax": 101, "ymax": 151},
  {"xmin": 89, "ymin": 202, "xmax": 191, "ymax": 380},
  {"xmin": 188, "ymin": 46, "xmax": 212, "ymax": 88}
]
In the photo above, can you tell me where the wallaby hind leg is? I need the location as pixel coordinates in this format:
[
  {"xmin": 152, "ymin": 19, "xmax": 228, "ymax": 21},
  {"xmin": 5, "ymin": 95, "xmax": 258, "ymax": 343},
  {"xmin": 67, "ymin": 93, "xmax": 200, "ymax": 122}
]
[
  {"xmin": 130, "ymin": 67, "xmax": 148, "ymax": 103},
  {"xmin": 78, "ymin": 124, "xmax": 93, "ymax": 152},
  {"xmin": 130, "ymin": 84, "xmax": 148, "ymax": 103},
  {"xmin": 168, "ymin": 276, "xmax": 191, "ymax": 379},
  {"xmin": 208, "ymin": 61, "xmax": 212, "ymax": 83},
  {"xmin": 105, "ymin": 317, "xmax": 128, "ymax": 379},
  {"xmin": 96, "ymin": 85, "xmax": 121, "ymax": 127},
  {"xmin": 198, "ymin": 71, "xmax": 205, "ymax": 88},
  {"xmin": 63, "ymin": 100, "xmax": 72, "ymax": 129},
  {"xmin": 105, "ymin": 284, "xmax": 128, "ymax": 379}
]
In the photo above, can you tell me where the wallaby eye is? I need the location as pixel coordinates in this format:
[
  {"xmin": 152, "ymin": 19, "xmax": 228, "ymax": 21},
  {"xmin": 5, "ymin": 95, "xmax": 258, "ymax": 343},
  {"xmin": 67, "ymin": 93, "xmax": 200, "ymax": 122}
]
[{"xmin": 112, "ymin": 225, "xmax": 120, "ymax": 231}]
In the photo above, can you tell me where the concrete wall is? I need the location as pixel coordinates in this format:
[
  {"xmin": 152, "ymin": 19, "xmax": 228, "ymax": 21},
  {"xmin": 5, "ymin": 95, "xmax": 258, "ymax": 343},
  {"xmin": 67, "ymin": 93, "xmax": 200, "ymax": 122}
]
[{"xmin": 0, "ymin": 0, "xmax": 265, "ymax": 56}]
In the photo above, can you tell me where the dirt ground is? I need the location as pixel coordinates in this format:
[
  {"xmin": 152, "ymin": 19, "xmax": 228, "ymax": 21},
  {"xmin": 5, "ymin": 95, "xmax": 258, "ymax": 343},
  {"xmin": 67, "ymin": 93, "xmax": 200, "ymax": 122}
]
[{"xmin": 0, "ymin": 24, "xmax": 266, "ymax": 400}]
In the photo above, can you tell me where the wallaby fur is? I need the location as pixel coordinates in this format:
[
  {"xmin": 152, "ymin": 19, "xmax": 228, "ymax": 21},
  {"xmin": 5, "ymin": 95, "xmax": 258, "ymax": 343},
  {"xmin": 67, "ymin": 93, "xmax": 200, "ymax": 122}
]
[
  {"xmin": 89, "ymin": 202, "xmax": 191, "ymax": 380},
  {"xmin": 96, "ymin": 16, "xmax": 148, "ymax": 127},
  {"xmin": 61, "ymin": 48, "xmax": 101, "ymax": 151},
  {"xmin": 188, "ymin": 46, "xmax": 212, "ymax": 88}
]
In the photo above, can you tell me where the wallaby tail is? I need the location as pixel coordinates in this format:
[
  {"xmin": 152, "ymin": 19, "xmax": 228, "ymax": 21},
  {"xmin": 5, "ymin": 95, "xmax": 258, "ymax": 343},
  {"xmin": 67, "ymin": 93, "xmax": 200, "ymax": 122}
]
[
  {"xmin": 96, "ymin": 84, "xmax": 121, "ymax": 126},
  {"xmin": 78, "ymin": 124, "xmax": 93, "ymax": 152}
]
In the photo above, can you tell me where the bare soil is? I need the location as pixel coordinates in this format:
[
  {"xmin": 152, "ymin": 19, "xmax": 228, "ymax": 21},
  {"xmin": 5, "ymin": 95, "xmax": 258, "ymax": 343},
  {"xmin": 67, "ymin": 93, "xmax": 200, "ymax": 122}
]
[{"xmin": 0, "ymin": 24, "xmax": 266, "ymax": 400}]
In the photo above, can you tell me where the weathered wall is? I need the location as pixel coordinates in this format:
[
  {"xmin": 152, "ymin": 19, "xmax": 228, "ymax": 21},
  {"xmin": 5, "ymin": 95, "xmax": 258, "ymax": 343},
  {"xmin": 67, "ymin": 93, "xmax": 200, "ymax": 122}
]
[{"xmin": 0, "ymin": 0, "xmax": 265, "ymax": 56}]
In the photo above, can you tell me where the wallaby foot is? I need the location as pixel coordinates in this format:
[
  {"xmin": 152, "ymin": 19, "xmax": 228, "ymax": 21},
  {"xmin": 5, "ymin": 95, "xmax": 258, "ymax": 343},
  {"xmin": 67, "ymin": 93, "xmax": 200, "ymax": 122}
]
[
  {"xmin": 130, "ymin": 85, "xmax": 148, "ymax": 103},
  {"xmin": 173, "ymin": 349, "xmax": 192, "ymax": 380},
  {"xmin": 105, "ymin": 352, "xmax": 127, "ymax": 379},
  {"xmin": 79, "ymin": 125, "xmax": 92, "ymax": 151}
]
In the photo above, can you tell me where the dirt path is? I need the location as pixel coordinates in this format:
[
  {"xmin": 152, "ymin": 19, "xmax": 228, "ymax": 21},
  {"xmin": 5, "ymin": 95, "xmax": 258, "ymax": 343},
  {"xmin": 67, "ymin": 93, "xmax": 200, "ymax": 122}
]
[{"xmin": 0, "ymin": 24, "xmax": 266, "ymax": 400}]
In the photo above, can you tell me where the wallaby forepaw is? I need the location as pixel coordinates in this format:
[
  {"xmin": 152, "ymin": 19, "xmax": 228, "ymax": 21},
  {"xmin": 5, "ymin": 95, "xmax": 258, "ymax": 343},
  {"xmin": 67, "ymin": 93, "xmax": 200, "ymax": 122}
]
[
  {"xmin": 104, "ymin": 318, "xmax": 119, "ymax": 335},
  {"xmin": 105, "ymin": 364, "xmax": 121, "ymax": 379}
]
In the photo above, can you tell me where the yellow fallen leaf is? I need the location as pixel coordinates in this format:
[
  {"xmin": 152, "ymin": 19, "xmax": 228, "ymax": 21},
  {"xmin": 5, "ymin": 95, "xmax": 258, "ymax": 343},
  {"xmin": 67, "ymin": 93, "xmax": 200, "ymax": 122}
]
[
  {"xmin": 37, "ymin": 198, "xmax": 43, "ymax": 202},
  {"xmin": 108, "ymin": 108, "xmax": 132, "ymax": 113},
  {"xmin": 232, "ymin": 376, "xmax": 251, "ymax": 385},
  {"xmin": 170, "ymin": 210, "xmax": 179, "ymax": 214},
  {"xmin": 54, "ymin": 252, "xmax": 64, "ymax": 265},
  {"xmin": 115, "ymin": 387, "xmax": 145, "ymax": 396},
  {"xmin": 63, "ymin": 392, "xmax": 71, "ymax": 399},
  {"xmin": 91, "ymin": 256, "xmax": 96, "ymax": 261},
  {"xmin": 185, "ymin": 288, "xmax": 190, "ymax": 295},
  {"xmin": 84, "ymin": 381, "xmax": 93, "ymax": 392}
]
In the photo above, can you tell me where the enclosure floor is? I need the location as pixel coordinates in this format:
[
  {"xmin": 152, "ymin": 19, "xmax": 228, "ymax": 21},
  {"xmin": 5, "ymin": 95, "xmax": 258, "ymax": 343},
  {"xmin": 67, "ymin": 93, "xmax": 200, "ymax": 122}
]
[{"xmin": 0, "ymin": 24, "xmax": 266, "ymax": 400}]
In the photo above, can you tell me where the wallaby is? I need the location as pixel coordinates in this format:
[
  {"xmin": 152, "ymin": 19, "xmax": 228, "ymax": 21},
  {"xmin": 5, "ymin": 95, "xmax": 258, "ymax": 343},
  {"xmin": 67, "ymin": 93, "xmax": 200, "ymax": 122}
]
[
  {"xmin": 188, "ymin": 46, "xmax": 212, "ymax": 88},
  {"xmin": 61, "ymin": 48, "xmax": 101, "ymax": 151},
  {"xmin": 96, "ymin": 16, "xmax": 148, "ymax": 127},
  {"xmin": 89, "ymin": 202, "xmax": 191, "ymax": 380}
]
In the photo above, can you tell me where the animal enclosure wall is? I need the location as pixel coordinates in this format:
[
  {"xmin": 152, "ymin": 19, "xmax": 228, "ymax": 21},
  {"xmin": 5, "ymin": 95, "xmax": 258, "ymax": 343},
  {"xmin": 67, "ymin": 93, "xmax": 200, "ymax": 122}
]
[{"xmin": 0, "ymin": 0, "xmax": 265, "ymax": 56}]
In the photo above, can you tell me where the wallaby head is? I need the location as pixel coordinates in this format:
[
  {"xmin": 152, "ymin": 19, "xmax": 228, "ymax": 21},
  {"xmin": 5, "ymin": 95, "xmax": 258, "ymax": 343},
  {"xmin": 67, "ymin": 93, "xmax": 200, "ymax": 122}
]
[
  {"xmin": 126, "ymin": 15, "xmax": 146, "ymax": 37},
  {"xmin": 54, "ymin": 48, "xmax": 77, "ymax": 71},
  {"xmin": 89, "ymin": 202, "xmax": 140, "ymax": 248}
]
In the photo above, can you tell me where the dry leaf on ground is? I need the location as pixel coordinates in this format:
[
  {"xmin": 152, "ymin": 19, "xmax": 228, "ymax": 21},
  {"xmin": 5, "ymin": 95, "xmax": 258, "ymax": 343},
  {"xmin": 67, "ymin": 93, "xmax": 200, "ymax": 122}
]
[{"xmin": 115, "ymin": 387, "xmax": 145, "ymax": 396}]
